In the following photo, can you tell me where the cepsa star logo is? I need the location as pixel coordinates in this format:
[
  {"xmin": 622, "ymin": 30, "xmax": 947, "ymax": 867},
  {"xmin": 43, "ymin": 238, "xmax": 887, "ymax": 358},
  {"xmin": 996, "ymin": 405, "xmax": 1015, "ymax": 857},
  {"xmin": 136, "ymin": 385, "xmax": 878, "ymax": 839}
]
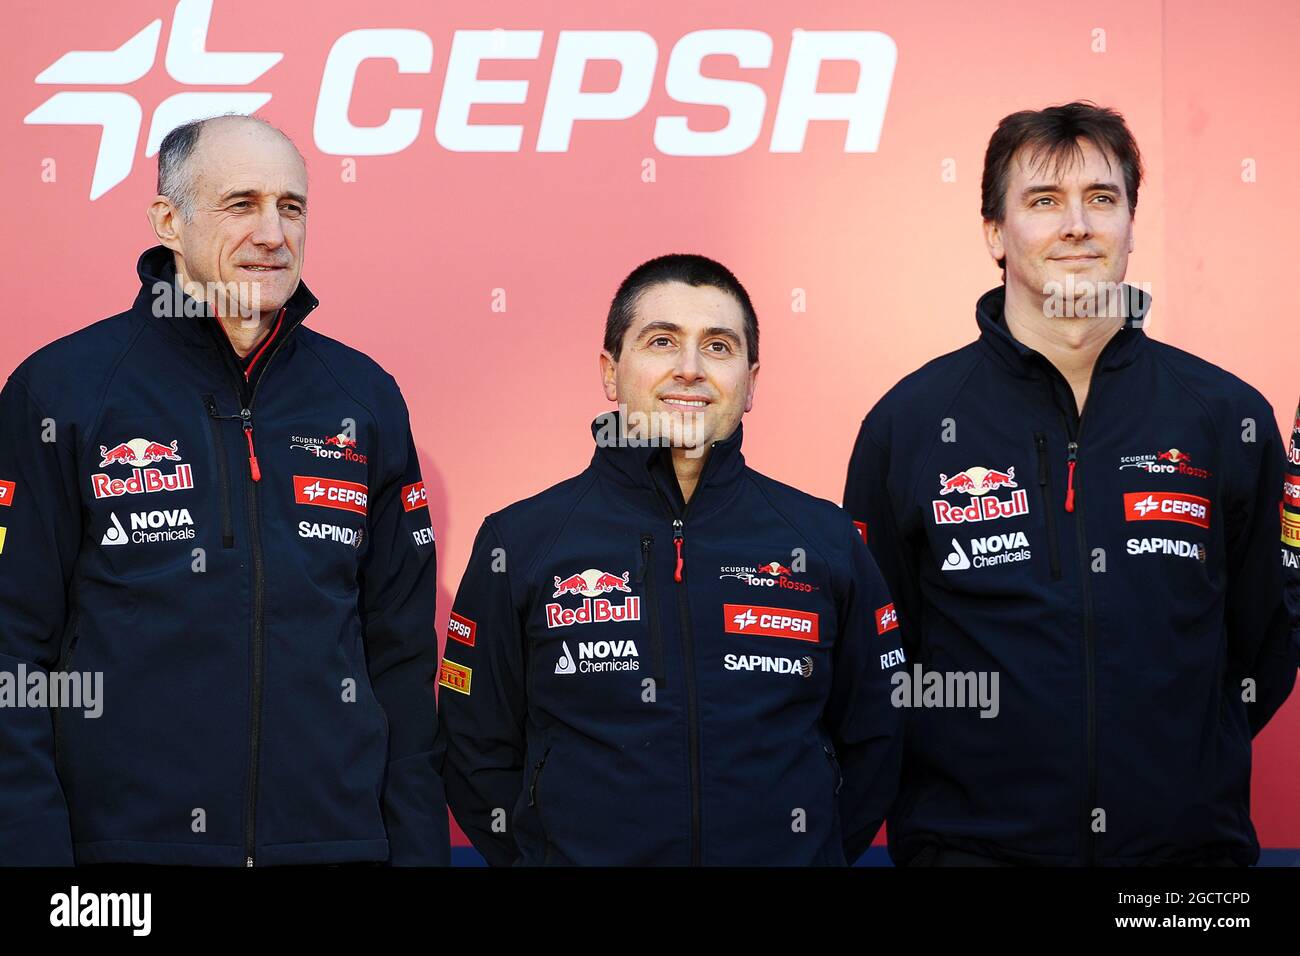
[
  {"xmin": 932, "ymin": 465, "xmax": 1028, "ymax": 525},
  {"xmin": 28, "ymin": 3, "xmax": 900, "ymax": 200},
  {"xmin": 293, "ymin": 475, "xmax": 368, "ymax": 515},
  {"xmin": 25, "ymin": 0, "xmax": 282, "ymax": 200}
]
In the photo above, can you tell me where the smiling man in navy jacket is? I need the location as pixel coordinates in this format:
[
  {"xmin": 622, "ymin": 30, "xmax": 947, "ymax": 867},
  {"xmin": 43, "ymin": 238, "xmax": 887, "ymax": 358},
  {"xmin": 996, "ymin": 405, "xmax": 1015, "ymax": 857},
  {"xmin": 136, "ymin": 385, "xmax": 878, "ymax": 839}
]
[
  {"xmin": 0, "ymin": 115, "xmax": 447, "ymax": 866},
  {"xmin": 845, "ymin": 101, "xmax": 1295, "ymax": 866},
  {"xmin": 438, "ymin": 254, "xmax": 904, "ymax": 865}
]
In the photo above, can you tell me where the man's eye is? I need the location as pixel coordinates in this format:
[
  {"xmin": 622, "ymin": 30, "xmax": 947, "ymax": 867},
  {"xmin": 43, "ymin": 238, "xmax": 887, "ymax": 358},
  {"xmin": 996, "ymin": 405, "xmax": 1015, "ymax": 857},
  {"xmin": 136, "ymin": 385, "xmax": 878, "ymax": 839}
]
[
  {"xmin": 707, "ymin": 341, "xmax": 733, "ymax": 353},
  {"xmin": 281, "ymin": 205, "xmax": 303, "ymax": 215},
  {"xmin": 1034, "ymin": 197, "xmax": 1055, "ymax": 206},
  {"xmin": 1092, "ymin": 195, "xmax": 1114, "ymax": 203},
  {"xmin": 230, "ymin": 201, "xmax": 253, "ymax": 210},
  {"xmin": 650, "ymin": 336, "xmax": 673, "ymax": 347}
]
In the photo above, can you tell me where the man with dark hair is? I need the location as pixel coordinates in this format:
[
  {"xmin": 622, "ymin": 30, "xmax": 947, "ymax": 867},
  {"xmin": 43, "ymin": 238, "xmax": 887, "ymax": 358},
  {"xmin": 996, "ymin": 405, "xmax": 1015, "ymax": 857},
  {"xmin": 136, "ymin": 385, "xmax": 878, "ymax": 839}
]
[
  {"xmin": 438, "ymin": 253, "xmax": 904, "ymax": 865},
  {"xmin": 844, "ymin": 101, "xmax": 1294, "ymax": 865},
  {"xmin": 0, "ymin": 114, "xmax": 449, "ymax": 865}
]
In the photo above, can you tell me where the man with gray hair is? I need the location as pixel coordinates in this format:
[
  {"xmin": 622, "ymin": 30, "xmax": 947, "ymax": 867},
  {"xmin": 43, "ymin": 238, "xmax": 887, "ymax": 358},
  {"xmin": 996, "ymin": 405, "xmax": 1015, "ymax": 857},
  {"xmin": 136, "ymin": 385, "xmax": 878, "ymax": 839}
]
[{"xmin": 0, "ymin": 114, "xmax": 449, "ymax": 865}]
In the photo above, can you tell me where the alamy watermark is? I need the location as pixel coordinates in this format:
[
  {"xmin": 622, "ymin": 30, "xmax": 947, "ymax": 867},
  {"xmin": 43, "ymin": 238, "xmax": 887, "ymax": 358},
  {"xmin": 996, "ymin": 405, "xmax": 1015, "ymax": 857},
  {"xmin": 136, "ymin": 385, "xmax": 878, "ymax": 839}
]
[{"xmin": 0, "ymin": 665, "xmax": 102, "ymax": 718}]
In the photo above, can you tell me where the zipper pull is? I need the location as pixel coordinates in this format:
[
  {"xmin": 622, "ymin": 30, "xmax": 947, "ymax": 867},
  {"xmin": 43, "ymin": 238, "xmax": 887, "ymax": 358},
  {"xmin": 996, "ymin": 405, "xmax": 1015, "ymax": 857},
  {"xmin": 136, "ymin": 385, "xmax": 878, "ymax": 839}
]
[
  {"xmin": 241, "ymin": 408, "xmax": 261, "ymax": 482},
  {"xmin": 638, "ymin": 535, "xmax": 652, "ymax": 582},
  {"xmin": 672, "ymin": 519, "xmax": 684, "ymax": 583},
  {"xmin": 1065, "ymin": 441, "xmax": 1078, "ymax": 512}
]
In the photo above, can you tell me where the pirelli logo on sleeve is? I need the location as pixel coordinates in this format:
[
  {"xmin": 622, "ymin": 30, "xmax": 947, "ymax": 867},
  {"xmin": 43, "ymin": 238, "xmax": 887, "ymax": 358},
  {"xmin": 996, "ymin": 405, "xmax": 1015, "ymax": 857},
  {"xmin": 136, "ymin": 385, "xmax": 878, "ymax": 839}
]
[
  {"xmin": 438, "ymin": 659, "xmax": 472, "ymax": 696},
  {"xmin": 1282, "ymin": 511, "xmax": 1300, "ymax": 548}
]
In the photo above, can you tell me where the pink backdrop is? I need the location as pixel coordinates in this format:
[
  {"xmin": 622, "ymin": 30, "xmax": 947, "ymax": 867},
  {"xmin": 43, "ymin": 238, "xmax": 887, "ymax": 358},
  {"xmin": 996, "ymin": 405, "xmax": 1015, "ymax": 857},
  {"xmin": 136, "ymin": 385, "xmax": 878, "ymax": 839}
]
[{"xmin": 6, "ymin": 0, "xmax": 1297, "ymax": 848}]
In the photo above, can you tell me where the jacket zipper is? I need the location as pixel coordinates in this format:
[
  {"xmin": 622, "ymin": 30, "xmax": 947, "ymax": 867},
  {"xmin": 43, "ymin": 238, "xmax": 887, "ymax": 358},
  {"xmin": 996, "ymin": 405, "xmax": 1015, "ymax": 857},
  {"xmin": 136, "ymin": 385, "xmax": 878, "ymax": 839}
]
[
  {"xmin": 1033, "ymin": 432, "xmax": 1062, "ymax": 580},
  {"xmin": 202, "ymin": 395, "xmax": 235, "ymax": 548},
  {"xmin": 1064, "ymin": 420, "xmax": 1097, "ymax": 867},
  {"xmin": 639, "ymin": 534, "xmax": 665, "ymax": 688},
  {"xmin": 211, "ymin": 316, "xmax": 298, "ymax": 868},
  {"xmin": 823, "ymin": 743, "xmax": 843, "ymax": 795},
  {"xmin": 648, "ymin": 470, "xmax": 703, "ymax": 867},
  {"xmin": 51, "ymin": 606, "xmax": 81, "ymax": 770},
  {"xmin": 1051, "ymin": 364, "xmax": 1100, "ymax": 867},
  {"xmin": 669, "ymin": 516, "xmax": 701, "ymax": 865},
  {"xmin": 527, "ymin": 748, "xmax": 550, "ymax": 810}
]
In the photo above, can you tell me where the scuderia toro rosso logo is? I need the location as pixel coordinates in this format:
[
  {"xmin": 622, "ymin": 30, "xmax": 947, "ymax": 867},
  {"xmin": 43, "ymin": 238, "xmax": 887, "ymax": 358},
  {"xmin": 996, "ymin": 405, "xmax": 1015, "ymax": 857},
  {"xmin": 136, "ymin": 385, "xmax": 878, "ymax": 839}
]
[
  {"xmin": 1118, "ymin": 448, "xmax": 1210, "ymax": 479},
  {"xmin": 546, "ymin": 568, "xmax": 640, "ymax": 628},
  {"xmin": 932, "ymin": 465, "xmax": 1028, "ymax": 525},
  {"xmin": 92, "ymin": 437, "xmax": 193, "ymax": 498}
]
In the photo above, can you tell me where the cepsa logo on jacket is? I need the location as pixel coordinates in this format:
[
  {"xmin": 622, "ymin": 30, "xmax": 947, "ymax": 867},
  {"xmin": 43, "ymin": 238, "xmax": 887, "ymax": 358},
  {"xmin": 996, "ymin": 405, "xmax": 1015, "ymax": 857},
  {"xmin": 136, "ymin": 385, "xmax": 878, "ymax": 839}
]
[
  {"xmin": 723, "ymin": 604, "xmax": 820, "ymax": 642},
  {"xmin": 293, "ymin": 475, "xmax": 369, "ymax": 515},
  {"xmin": 402, "ymin": 480, "xmax": 427, "ymax": 512},
  {"xmin": 447, "ymin": 611, "xmax": 476, "ymax": 647},
  {"xmin": 876, "ymin": 604, "xmax": 899, "ymax": 634},
  {"xmin": 91, "ymin": 438, "xmax": 193, "ymax": 499},
  {"xmin": 932, "ymin": 465, "xmax": 1029, "ymax": 525},
  {"xmin": 0, "ymin": 480, "xmax": 14, "ymax": 506},
  {"xmin": 1123, "ymin": 491, "xmax": 1211, "ymax": 529}
]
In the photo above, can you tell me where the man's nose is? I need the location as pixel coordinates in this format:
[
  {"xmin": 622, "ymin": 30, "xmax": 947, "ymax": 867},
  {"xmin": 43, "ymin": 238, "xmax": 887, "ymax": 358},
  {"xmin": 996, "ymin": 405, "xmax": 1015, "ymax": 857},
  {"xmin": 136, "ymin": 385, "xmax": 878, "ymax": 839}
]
[{"xmin": 250, "ymin": 202, "xmax": 286, "ymax": 249}]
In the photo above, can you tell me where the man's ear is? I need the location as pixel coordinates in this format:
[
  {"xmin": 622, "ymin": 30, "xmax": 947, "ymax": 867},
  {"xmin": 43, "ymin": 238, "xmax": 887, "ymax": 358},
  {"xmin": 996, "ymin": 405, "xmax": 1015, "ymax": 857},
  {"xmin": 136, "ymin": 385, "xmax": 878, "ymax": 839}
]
[
  {"xmin": 744, "ymin": 362, "xmax": 760, "ymax": 413},
  {"xmin": 147, "ymin": 196, "xmax": 184, "ymax": 255},
  {"xmin": 982, "ymin": 218, "xmax": 1004, "ymax": 267},
  {"xmin": 599, "ymin": 350, "xmax": 619, "ymax": 402}
]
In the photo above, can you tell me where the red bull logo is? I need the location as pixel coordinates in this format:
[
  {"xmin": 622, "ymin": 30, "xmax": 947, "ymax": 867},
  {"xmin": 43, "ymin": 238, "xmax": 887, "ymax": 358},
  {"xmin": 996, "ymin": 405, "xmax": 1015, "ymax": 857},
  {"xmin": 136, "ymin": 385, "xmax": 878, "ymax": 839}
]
[
  {"xmin": 545, "ymin": 596, "xmax": 641, "ymax": 628},
  {"xmin": 324, "ymin": 433, "xmax": 357, "ymax": 448},
  {"xmin": 932, "ymin": 488, "xmax": 1030, "ymax": 525},
  {"xmin": 97, "ymin": 437, "xmax": 182, "ymax": 469},
  {"xmin": 756, "ymin": 561, "xmax": 793, "ymax": 576},
  {"xmin": 91, "ymin": 464, "xmax": 194, "ymax": 499},
  {"xmin": 938, "ymin": 465, "xmax": 1017, "ymax": 496},
  {"xmin": 1156, "ymin": 448, "xmax": 1190, "ymax": 462},
  {"xmin": 551, "ymin": 568, "xmax": 633, "ymax": 598}
]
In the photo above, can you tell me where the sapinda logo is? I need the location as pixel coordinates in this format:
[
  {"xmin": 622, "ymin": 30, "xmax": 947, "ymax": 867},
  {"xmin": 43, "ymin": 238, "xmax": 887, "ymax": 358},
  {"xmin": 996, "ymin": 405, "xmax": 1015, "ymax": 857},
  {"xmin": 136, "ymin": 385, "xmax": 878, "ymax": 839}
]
[
  {"xmin": 25, "ymin": 0, "xmax": 282, "ymax": 199},
  {"xmin": 27, "ymin": 2, "xmax": 898, "ymax": 199}
]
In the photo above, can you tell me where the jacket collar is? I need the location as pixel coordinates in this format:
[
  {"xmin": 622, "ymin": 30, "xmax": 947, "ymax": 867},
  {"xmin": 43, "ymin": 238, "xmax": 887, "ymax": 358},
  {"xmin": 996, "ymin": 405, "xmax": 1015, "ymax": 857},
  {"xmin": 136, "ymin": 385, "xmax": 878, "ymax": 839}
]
[
  {"xmin": 131, "ymin": 244, "xmax": 319, "ymax": 353},
  {"xmin": 975, "ymin": 282, "xmax": 1151, "ymax": 379},
  {"xmin": 589, "ymin": 410, "xmax": 747, "ymax": 518}
]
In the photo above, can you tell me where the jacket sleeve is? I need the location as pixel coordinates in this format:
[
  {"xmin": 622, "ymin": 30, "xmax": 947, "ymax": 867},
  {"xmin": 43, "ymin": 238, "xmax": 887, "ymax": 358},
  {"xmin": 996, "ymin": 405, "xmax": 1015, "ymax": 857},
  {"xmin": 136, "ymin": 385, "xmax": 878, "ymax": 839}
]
[
  {"xmin": 435, "ymin": 517, "xmax": 527, "ymax": 867},
  {"xmin": 827, "ymin": 515, "xmax": 906, "ymax": 865},
  {"xmin": 0, "ymin": 376, "xmax": 78, "ymax": 865},
  {"xmin": 1282, "ymin": 400, "xmax": 1300, "ymax": 674},
  {"xmin": 357, "ymin": 405, "xmax": 449, "ymax": 865},
  {"xmin": 843, "ymin": 412, "xmax": 923, "ymax": 664},
  {"xmin": 1227, "ymin": 401, "xmax": 1296, "ymax": 736}
]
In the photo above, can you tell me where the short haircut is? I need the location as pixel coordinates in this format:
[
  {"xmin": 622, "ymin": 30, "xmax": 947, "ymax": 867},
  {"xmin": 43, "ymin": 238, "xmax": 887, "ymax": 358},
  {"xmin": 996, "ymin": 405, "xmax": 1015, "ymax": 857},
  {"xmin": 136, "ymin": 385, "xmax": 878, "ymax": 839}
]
[
  {"xmin": 604, "ymin": 254, "xmax": 759, "ymax": 365},
  {"xmin": 157, "ymin": 114, "xmax": 303, "ymax": 221},
  {"xmin": 981, "ymin": 101, "xmax": 1144, "ymax": 269}
]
